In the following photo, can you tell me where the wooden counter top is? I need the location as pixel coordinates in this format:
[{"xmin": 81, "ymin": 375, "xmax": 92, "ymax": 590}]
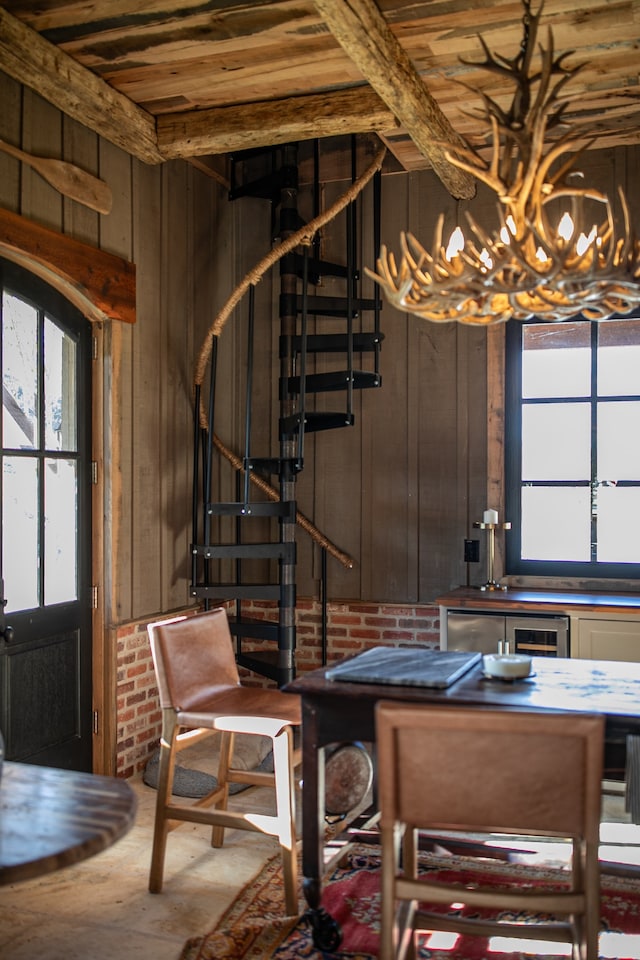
[{"xmin": 435, "ymin": 586, "xmax": 640, "ymax": 616}]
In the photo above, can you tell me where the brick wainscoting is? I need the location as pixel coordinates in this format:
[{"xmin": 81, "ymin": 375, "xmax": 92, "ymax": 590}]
[{"xmin": 115, "ymin": 599, "xmax": 440, "ymax": 778}]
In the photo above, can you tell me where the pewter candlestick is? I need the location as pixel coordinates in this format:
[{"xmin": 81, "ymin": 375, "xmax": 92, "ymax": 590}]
[{"xmin": 473, "ymin": 516, "xmax": 511, "ymax": 591}]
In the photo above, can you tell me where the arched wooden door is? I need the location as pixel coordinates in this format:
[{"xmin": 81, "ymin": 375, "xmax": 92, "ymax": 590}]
[{"xmin": 0, "ymin": 257, "xmax": 92, "ymax": 771}]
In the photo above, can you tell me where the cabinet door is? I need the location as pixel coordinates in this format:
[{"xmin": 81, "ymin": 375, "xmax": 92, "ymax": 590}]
[{"xmin": 575, "ymin": 619, "xmax": 640, "ymax": 662}]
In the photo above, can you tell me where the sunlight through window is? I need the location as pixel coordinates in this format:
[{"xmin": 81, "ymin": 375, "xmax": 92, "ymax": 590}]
[
  {"xmin": 599, "ymin": 932, "xmax": 640, "ymax": 959},
  {"xmin": 422, "ymin": 930, "xmax": 459, "ymax": 950},
  {"xmin": 489, "ymin": 937, "xmax": 572, "ymax": 955}
]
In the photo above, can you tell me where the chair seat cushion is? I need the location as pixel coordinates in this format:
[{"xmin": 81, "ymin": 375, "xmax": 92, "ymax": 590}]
[{"xmin": 177, "ymin": 685, "xmax": 301, "ymax": 736}]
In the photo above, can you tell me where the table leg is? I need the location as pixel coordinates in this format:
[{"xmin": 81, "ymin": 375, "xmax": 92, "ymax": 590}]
[{"xmin": 300, "ymin": 701, "xmax": 342, "ymax": 951}]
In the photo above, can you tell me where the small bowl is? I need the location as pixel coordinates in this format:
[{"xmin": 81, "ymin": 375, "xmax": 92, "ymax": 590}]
[{"xmin": 483, "ymin": 653, "xmax": 532, "ymax": 680}]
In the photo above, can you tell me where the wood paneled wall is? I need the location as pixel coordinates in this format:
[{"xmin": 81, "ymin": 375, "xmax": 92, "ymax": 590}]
[
  {"xmin": 218, "ymin": 141, "xmax": 640, "ymax": 604},
  {"xmin": 2, "ymin": 74, "xmax": 639, "ymax": 621}
]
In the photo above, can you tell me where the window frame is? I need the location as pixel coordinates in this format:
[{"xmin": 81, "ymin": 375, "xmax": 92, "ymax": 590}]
[{"xmin": 504, "ymin": 315, "xmax": 640, "ymax": 580}]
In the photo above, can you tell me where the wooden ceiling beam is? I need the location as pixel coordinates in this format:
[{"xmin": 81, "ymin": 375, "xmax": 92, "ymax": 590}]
[
  {"xmin": 0, "ymin": 7, "xmax": 163, "ymax": 164},
  {"xmin": 157, "ymin": 87, "xmax": 399, "ymax": 158},
  {"xmin": 312, "ymin": 0, "xmax": 475, "ymax": 199},
  {"xmin": 0, "ymin": 0, "xmax": 477, "ymax": 186}
]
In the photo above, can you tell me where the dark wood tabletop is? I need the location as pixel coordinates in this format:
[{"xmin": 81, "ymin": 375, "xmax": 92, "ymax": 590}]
[
  {"xmin": 0, "ymin": 761, "xmax": 137, "ymax": 884},
  {"xmin": 288, "ymin": 655, "xmax": 640, "ymax": 738},
  {"xmin": 285, "ymin": 654, "xmax": 640, "ymax": 928}
]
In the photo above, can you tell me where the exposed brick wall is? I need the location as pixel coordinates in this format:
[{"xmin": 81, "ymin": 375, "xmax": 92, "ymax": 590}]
[
  {"xmin": 115, "ymin": 620, "xmax": 163, "ymax": 779},
  {"xmin": 114, "ymin": 599, "xmax": 440, "ymax": 778}
]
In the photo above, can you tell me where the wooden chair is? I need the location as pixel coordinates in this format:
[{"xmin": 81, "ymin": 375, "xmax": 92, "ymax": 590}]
[
  {"xmin": 375, "ymin": 702, "xmax": 604, "ymax": 960},
  {"xmin": 147, "ymin": 608, "xmax": 301, "ymax": 914}
]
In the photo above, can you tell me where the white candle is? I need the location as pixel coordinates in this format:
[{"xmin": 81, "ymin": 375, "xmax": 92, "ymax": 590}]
[{"xmin": 483, "ymin": 508, "xmax": 498, "ymax": 524}]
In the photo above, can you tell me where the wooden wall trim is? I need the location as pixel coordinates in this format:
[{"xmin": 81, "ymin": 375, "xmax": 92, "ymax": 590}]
[
  {"xmin": 487, "ymin": 324, "xmax": 506, "ymax": 580},
  {"xmin": 90, "ymin": 323, "xmax": 113, "ymax": 777},
  {"xmin": 0, "ymin": 207, "xmax": 136, "ymax": 325}
]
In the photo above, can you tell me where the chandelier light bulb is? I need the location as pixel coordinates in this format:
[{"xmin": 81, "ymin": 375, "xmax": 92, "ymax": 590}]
[
  {"xmin": 575, "ymin": 226, "xmax": 598, "ymax": 256},
  {"xmin": 445, "ymin": 226, "xmax": 465, "ymax": 261},
  {"xmin": 557, "ymin": 213, "xmax": 575, "ymax": 243},
  {"xmin": 479, "ymin": 248, "xmax": 493, "ymax": 270}
]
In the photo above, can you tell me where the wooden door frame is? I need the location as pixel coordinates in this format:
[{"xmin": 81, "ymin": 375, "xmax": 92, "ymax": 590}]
[{"xmin": 0, "ymin": 207, "xmax": 135, "ymax": 775}]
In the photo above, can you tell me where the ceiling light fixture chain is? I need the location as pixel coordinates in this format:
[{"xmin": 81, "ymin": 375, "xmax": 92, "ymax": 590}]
[{"xmin": 367, "ymin": 0, "xmax": 640, "ymax": 325}]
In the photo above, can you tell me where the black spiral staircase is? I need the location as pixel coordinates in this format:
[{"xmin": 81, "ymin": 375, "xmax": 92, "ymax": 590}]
[{"xmin": 191, "ymin": 139, "xmax": 384, "ymax": 686}]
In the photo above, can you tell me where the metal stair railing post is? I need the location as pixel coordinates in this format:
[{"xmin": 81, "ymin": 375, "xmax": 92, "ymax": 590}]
[
  {"xmin": 243, "ymin": 285, "xmax": 256, "ymax": 504},
  {"xmin": 277, "ymin": 142, "xmax": 300, "ymax": 685},
  {"xmin": 346, "ymin": 135, "xmax": 356, "ymax": 419},
  {"xmin": 296, "ymin": 244, "xmax": 310, "ymax": 467},
  {"xmin": 191, "ymin": 383, "xmax": 201, "ymax": 591},
  {"xmin": 373, "ymin": 168, "xmax": 382, "ymax": 377},
  {"xmin": 321, "ymin": 546, "xmax": 328, "ymax": 666},
  {"xmin": 234, "ymin": 470, "xmax": 243, "ymax": 660},
  {"xmin": 203, "ymin": 335, "xmax": 219, "ymax": 605}
]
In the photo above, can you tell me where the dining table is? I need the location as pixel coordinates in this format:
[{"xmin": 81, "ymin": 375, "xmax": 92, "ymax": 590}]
[
  {"xmin": 0, "ymin": 761, "xmax": 137, "ymax": 884},
  {"xmin": 285, "ymin": 652, "xmax": 640, "ymax": 950}
]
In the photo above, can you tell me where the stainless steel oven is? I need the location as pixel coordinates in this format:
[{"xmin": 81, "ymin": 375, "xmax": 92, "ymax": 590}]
[{"xmin": 444, "ymin": 610, "xmax": 569, "ymax": 658}]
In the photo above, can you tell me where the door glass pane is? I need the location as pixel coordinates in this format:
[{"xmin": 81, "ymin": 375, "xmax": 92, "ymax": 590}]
[
  {"xmin": 2, "ymin": 293, "xmax": 38, "ymax": 450},
  {"xmin": 521, "ymin": 486, "xmax": 591, "ymax": 561},
  {"xmin": 598, "ymin": 486, "xmax": 640, "ymax": 563},
  {"xmin": 522, "ymin": 322, "xmax": 591, "ymax": 399},
  {"xmin": 3, "ymin": 456, "xmax": 39, "ymax": 611},
  {"xmin": 522, "ymin": 403, "xmax": 591, "ymax": 480},
  {"xmin": 598, "ymin": 401, "xmax": 640, "ymax": 481},
  {"xmin": 45, "ymin": 317, "xmax": 77, "ymax": 452},
  {"xmin": 45, "ymin": 458, "xmax": 77, "ymax": 605},
  {"xmin": 598, "ymin": 319, "xmax": 640, "ymax": 397}
]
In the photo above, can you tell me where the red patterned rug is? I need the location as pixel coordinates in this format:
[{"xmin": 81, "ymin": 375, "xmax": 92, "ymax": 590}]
[{"xmin": 178, "ymin": 845, "xmax": 640, "ymax": 959}]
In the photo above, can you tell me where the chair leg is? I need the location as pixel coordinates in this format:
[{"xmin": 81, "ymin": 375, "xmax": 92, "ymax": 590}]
[
  {"xmin": 398, "ymin": 902, "xmax": 418, "ymax": 960},
  {"xmin": 380, "ymin": 823, "xmax": 398, "ymax": 960},
  {"xmin": 584, "ymin": 842, "xmax": 600, "ymax": 960},
  {"xmin": 211, "ymin": 730, "xmax": 234, "ymax": 849},
  {"xmin": 272, "ymin": 724, "xmax": 298, "ymax": 915},
  {"xmin": 149, "ymin": 720, "xmax": 178, "ymax": 894}
]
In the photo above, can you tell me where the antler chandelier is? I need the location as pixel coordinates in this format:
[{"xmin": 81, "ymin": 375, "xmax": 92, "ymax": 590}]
[{"xmin": 368, "ymin": 0, "xmax": 640, "ymax": 325}]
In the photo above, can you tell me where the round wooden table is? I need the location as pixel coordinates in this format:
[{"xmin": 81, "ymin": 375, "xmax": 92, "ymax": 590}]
[{"xmin": 0, "ymin": 761, "xmax": 137, "ymax": 884}]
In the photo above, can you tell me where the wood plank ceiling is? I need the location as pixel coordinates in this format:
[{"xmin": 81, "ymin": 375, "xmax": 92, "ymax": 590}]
[{"xmin": 0, "ymin": 0, "xmax": 638, "ymax": 197}]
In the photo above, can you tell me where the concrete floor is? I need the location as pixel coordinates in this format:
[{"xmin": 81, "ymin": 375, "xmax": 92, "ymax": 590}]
[{"xmin": 1, "ymin": 745, "xmax": 639, "ymax": 960}]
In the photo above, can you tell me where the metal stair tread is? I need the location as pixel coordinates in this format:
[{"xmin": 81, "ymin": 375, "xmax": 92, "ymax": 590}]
[
  {"xmin": 193, "ymin": 542, "xmax": 295, "ymax": 561},
  {"xmin": 286, "ymin": 370, "xmax": 381, "ymax": 394},
  {"xmin": 289, "ymin": 331, "xmax": 384, "ymax": 354},
  {"xmin": 243, "ymin": 456, "xmax": 302, "ymax": 475},
  {"xmin": 280, "ymin": 411, "xmax": 356, "ymax": 434},
  {"xmin": 191, "ymin": 584, "xmax": 282, "ymax": 601},
  {"xmin": 290, "ymin": 251, "xmax": 349, "ymax": 281},
  {"xmin": 236, "ymin": 649, "xmax": 280, "ymax": 682},
  {"xmin": 229, "ymin": 618, "xmax": 280, "ymax": 641},
  {"xmin": 296, "ymin": 294, "xmax": 381, "ymax": 317},
  {"xmin": 206, "ymin": 501, "xmax": 296, "ymax": 519}
]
